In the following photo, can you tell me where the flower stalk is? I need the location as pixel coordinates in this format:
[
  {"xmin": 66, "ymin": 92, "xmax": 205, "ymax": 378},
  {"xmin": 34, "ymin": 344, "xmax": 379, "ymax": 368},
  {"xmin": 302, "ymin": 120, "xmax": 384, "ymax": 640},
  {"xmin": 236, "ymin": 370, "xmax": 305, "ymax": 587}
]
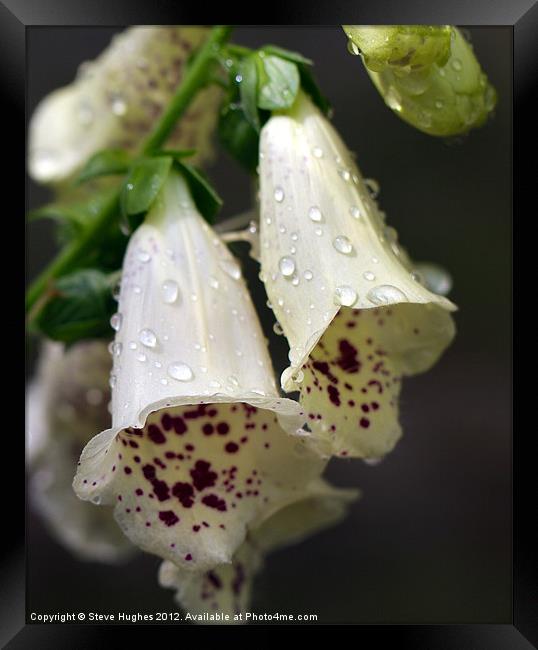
[{"xmin": 25, "ymin": 25, "xmax": 232, "ymax": 316}]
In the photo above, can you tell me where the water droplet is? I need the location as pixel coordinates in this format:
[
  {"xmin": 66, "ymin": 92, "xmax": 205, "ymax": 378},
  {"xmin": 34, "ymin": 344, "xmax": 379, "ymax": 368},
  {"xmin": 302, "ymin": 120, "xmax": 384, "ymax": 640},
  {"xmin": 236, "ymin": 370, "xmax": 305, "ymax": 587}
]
[
  {"xmin": 415, "ymin": 263, "xmax": 453, "ymax": 295},
  {"xmin": 312, "ymin": 146, "xmax": 323, "ymax": 158},
  {"xmin": 363, "ymin": 271, "xmax": 375, "ymax": 281},
  {"xmin": 219, "ymin": 259, "xmax": 242, "ymax": 280},
  {"xmin": 136, "ymin": 353, "xmax": 147, "ymax": 362},
  {"xmin": 372, "ymin": 256, "xmax": 379, "ymax": 264},
  {"xmin": 315, "ymin": 226, "xmax": 323, "ymax": 236},
  {"xmin": 334, "ymin": 285, "xmax": 358, "ymax": 307},
  {"xmin": 451, "ymin": 58, "xmax": 462, "ymax": 72},
  {"xmin": 113, "ymin": 342, "xmax": 123, "ymax": 357},
  {"xmin": 137, "ymin": 250, "xmax": 151, "ymax": 263},
  {"xmin": 273, "ymin": 322, "xmax": 284, "ymax": 336},
  {"xmin": 291, "ymin": 231, "xmax": 299, "ymax": 241},
  {"xmin": 291, "ymin": 274, "xmax": 300, "ymax": 286},
  {"xmin": 112, "ymin": 279, "xmax": 122, "ymax": 301},
  {"xmin": 365, "ymin": 179, "xmax": 380, "ymax": 198},
  {"xmin": 274, "ymin": 186, "xmax": 285, "ymax": 202},
  {"xmin": 109, "ymin": 374, "xmax": 117, "ymax": 389},
  {"xmin": 338, "ymin": 168, "xmax": 351, "ymax": 182},
  {"xmin": 110, "ymin": 313, "xmax": 122, "ymax": 332},
  {"xmin": 91, "ymin": 496, "xmax": 102, "ymax": 505},
  {"xmin": 139, "ymin": 328, "xmax": 157, "ymax": 348},
  {"xmin": 367, "ymin": 285, "xmax": 407, "ymax": 305},
  {"xmin": 209, "ymin": 276, "xmax": 219, "ymax": 290},
  {"xmin": 279, "ymin": 256, "xmax": 296, "ymax": 277},
  {"xmin": 350, "ymin": 206, "xmax": 363, "ymax": 220},
  {"xmin": 347, "ymin": 39, "xmax": 361, "ymax": 56},
  {"xmin": 308, "ymin": 206, "xmax": 323, "ymax": 222},
  {"xmin": 279, "ymin": 224, "xmax": 287, "ymax": 234},
  {"xmin": 410, "ymin": 270, "xmax": 424, "ymax": 284},
  {"xmin": 235, "ymin": 73, "xmax": 243, "ymax": 83},
  {"xmin": 303, "ymin": 270, "xmax": 313, "ymax": 281},
  {"xmin": 333, "ymin": 235, "xmax": 354, "ymax": 255},
  {"xmin": 128, "ymin": 341, "xmax": 137, "ymax": 350},
  {"xmin": 161, "ymin": 279, "xmax": 179, "ymax": 304},
  {"xmin": 435, "ymin": 99, "xmax": 444, "ymax": 109},
  {"xmin": 167, "ymin": 362, "xmax": 194, "ymax": 382}
]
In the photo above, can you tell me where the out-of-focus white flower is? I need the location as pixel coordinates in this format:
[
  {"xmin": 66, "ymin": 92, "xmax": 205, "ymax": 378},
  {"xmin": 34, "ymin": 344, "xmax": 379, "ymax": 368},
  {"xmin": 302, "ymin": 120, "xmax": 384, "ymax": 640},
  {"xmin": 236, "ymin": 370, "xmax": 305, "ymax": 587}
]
[
  {"xmin": 158, "ymin": 480, "xmax": 356, "ymax": 622},
  {"xmin": 74, "ymin": 171, "xmax": 329, "ymax": 572},
  {"xmin": 26, "ymin": 341, "xmax": 135, "ymax": 563},
  {"xmin": 28, "ymin": 27, "xmax": 221, "ymax": 185},
  {"xmin": 258, "ymin": 91, "xmax": 456, "ymax": 461}
]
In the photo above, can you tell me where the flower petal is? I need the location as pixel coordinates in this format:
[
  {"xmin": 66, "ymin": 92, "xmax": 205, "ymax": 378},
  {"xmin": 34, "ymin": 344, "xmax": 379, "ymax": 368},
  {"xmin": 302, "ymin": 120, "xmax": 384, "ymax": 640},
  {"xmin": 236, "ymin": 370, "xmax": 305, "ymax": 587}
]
[
  {"xmin": 158, "ymin": 480, "xmax": 357, "ymax": 621},
  {"xmin": 259, "ymin": 92, "xmax": 456, "ymax": 458},
  {"xmin": 28, "ymin": 27, "xmax": 220, "ymax": 184},
  {"xmin": 74, "ymin": 172, "xmax": 326, "ymax": 570},
  {"xmin": 27, "ymin": 341, "xmax": 135, "ymax": 563}
]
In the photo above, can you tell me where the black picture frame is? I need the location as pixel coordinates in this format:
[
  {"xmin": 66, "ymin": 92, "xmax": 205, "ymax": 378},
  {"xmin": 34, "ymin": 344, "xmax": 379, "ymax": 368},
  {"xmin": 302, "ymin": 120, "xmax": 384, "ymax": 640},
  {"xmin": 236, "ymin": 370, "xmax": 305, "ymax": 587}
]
[{"xmin": 9, "ymin": 0, "xmax": 531, "ymax": 644}]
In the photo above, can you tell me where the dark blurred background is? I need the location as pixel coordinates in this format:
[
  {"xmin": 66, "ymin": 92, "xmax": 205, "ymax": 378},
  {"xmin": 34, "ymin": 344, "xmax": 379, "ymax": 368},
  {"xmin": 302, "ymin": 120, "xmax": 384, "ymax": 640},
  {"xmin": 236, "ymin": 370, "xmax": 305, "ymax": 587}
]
[{"xmin": 26, "ymin": 27, "xmax": 511, "ymax": 623}]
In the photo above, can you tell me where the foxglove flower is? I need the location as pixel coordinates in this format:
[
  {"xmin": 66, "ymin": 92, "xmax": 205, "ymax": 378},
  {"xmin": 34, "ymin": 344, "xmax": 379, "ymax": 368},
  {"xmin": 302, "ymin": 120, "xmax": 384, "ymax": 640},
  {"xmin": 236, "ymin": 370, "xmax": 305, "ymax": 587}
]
[
  {"xmin": 28, "ymin": 27, "xmax": 220, "ymax": 185},
  {"xmin": 158, "ymin": 481, "xmax": 356, "ymax": 622},
  {"xmin": 259, "ymin": 91, "xmax": 456, "ymax": 460},
  {"xmin": 27, "ymin": 341, "xmax": 134, "ymax": 563},
  {"xmin": 74, "ymin": 171, "xmax": 328, "ymax": 572}
]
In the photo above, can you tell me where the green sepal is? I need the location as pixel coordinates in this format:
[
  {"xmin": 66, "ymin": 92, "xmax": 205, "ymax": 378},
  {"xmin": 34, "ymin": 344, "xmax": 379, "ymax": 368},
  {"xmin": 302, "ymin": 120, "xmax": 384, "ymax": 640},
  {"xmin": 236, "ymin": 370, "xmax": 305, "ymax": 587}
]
[
  {"xmin": 260, "ymin": 45, "xmax": 312, "ymax": 66},
  {"xmin": 77, "ymin": 149, "xmax": 132, "ymax": 184},
  {"xmin": 120, "ymin": 156, "xmax": 173, "ymax": 219},
  {"xmin": 218, "ymin": 100, "xmax": 261, "ymax": 173},
  {"xmin": 32, "ymin": 269, "xmax": 118, "ymax": 344},
  {"xmin": 256, "ymin": 54, "xmax": 300, "ymax": 111},
  {"xmin": 239, "ymin": 54, "xmax": 261, "ymax": 131},
  {"xmin": 298, "ymin": 65, "xmax": 331, "ymax": 115},
  {"xmin": 174, "ymin": 161, "xmax": 222, "ymax": 224}
]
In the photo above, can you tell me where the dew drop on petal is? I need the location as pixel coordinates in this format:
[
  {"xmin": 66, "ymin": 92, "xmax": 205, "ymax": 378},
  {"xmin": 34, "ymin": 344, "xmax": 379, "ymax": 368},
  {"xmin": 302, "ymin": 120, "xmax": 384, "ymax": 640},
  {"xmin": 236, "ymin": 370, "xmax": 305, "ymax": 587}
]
[
  {"xmin": 109, "ymin": 374, "xmax": 117, "ymax": 389},
  {"xmin": 136, "ymin": 353, "xmax": 147, "ymax": 362},
  {"xmin": 363, "ymin": 271, "xmax": 375, "ymax": 281},
  {"xmin": 161, "ymin": 279, "xmax": 179, "ymax": 304},
  {"xmin": 350, "ymin": 206, "xmax": 363, "ymax": 220},
  {"xmin": 139, "ymin": 328, "xmax": 157, "ymax": 348},
  {"xmin": 333, "ymin": 235, "xmax": 354, "ymax": 255},
  {"xmin": 273, "ymin": 322, "xmax": 284, "ymax": 336},
  {"xmin": 303, "ymin": 270, "xmax": 313, "ymax": 281},
  {"xmin": 219, "ymin": 259, "xmax": 242, "ymax": 280},
  {"xmin": 312, "ymin": 146, "xmax": 323, "ymax": 158},
  {"xmin": 334, "ymin": 285, "xmax": 358, "ymax": 307},
  {"xmin": 315, "ymin": 227, "xmax": 323, "ymax": 236},
  {"xmin": 347, "ymin": 39, "xmax": 360, "ymax": 56},
  {"xmin": 167, "ymin": 362, "xmax": 194, "ymax": 382},
  {"xmin": 274, "ymin": 186, "xmax": 285, "ymax": 202},
  {"xmin": 308, "ymin": 206, "xmax": 323, "ymax": 222},
  {"xmin": 367, "ymin": 285, "xmax": 407, "ymax": 305},
  {"xmin": 137, "ymin": 250, "xmax": 151, "ymax": 263},
  {"xmin": 279, "ymin": 256, "xmax": 296, "ymax": 277},
  {"xmin": 209, "ymin": 276, "xmax": 219, "ymax": 290},
  {"xmin": 110, "ymin": 313, "xmax": 122, "ymax": 332}
]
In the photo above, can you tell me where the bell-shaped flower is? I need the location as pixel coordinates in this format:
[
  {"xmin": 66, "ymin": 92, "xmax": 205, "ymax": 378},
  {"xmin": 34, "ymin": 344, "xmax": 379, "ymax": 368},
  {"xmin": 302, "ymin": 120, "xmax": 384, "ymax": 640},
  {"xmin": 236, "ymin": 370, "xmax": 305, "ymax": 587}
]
[
  {"xmin": 74, "ymin": 171, "xmax": 328, "ymax": 572},
  {"xmin": 258, "ymin": 91, "xmax": 456, "ymax": 461},
  {"xmin": 27, "ymin": 340, "xmax": 134, "ymax": 563},
  {"xmin": 28, "ymin": 27, "xmax": 221, "ymax": 185},
  {"xmin": 158, "ymin": 480, "xmax": 356, "ymax": 622}
]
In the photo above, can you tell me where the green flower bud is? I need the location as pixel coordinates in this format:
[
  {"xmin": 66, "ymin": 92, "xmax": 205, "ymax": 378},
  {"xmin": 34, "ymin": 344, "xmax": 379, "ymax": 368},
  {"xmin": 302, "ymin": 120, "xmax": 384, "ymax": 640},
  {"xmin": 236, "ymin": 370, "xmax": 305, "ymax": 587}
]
[{"xmin": 343, "ymin": 25, "xmax": 497, "ymax": 137}]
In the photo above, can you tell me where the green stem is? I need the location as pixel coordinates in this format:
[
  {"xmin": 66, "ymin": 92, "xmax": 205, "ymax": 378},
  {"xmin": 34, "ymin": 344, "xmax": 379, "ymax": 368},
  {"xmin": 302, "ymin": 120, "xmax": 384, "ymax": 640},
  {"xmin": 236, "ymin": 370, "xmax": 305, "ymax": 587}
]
[{"xmin": 26, "ymin": 25, "xmax": 232, "ymax": 315}]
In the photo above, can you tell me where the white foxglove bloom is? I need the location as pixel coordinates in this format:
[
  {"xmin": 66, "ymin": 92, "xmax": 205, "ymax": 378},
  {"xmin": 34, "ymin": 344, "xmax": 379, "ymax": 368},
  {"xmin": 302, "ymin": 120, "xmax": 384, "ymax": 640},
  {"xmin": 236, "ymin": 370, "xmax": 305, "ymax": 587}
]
[
  {"xmin": 74, "ymin": 171, "xmax": 328, "ymax": 572},
  {"xmin": 27, "ymin": 341, "xmax": 134, "ymax": 563},
  {"xmin": 259, "ymin": 92, "xmax": 456, "ymax": 461},
  {"xmin": 28, "ymin": 27, "xmax": 220, "ymax": 185},
  {"xmin": 158, "ymin": 480, "xmax": 356, "ymax": 622}
]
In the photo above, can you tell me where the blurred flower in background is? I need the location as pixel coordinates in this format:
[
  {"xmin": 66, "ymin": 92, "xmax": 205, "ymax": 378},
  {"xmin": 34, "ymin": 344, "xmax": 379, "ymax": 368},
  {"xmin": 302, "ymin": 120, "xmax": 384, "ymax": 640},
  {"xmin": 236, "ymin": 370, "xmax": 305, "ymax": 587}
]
[{"xmin": 26, "ymin": 340, "xmax": 135, "ymax": 563}]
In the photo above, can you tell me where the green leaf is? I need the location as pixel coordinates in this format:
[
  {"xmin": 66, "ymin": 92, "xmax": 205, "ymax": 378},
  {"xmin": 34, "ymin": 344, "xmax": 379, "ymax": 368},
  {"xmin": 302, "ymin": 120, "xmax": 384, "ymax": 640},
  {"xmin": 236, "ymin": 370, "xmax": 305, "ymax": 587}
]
[
  {"xmin": 239, "ymin": 54, "xmax": 260, "ymax": 131},
  {"xmin": 299, "ymin": 65, "xmax": 331, "ymax": 115},
  {"xmin": 218, "ymin": 101, "xmax": 260, "ymax": 173},
  {"xmin": 174, "ymin": 161, "xmax": 222, "ymax": 223},
  {"xmin": 33, "ymin": 269, "xmax": 117, "ymax": 344},
  {"xmin": 257, "ymin": 55, "xmax": 300, "ymax": 111},
  {"xmin": 120, "ymin": 156, "xmax": 173, "ymax": 217},
  {"xmin": 77, "ymin": 149, "xmax": 131, "ymax": 184},
  {"xmin": 260, "ymin": 45, "xmax": 312, "ymax": 66}
]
